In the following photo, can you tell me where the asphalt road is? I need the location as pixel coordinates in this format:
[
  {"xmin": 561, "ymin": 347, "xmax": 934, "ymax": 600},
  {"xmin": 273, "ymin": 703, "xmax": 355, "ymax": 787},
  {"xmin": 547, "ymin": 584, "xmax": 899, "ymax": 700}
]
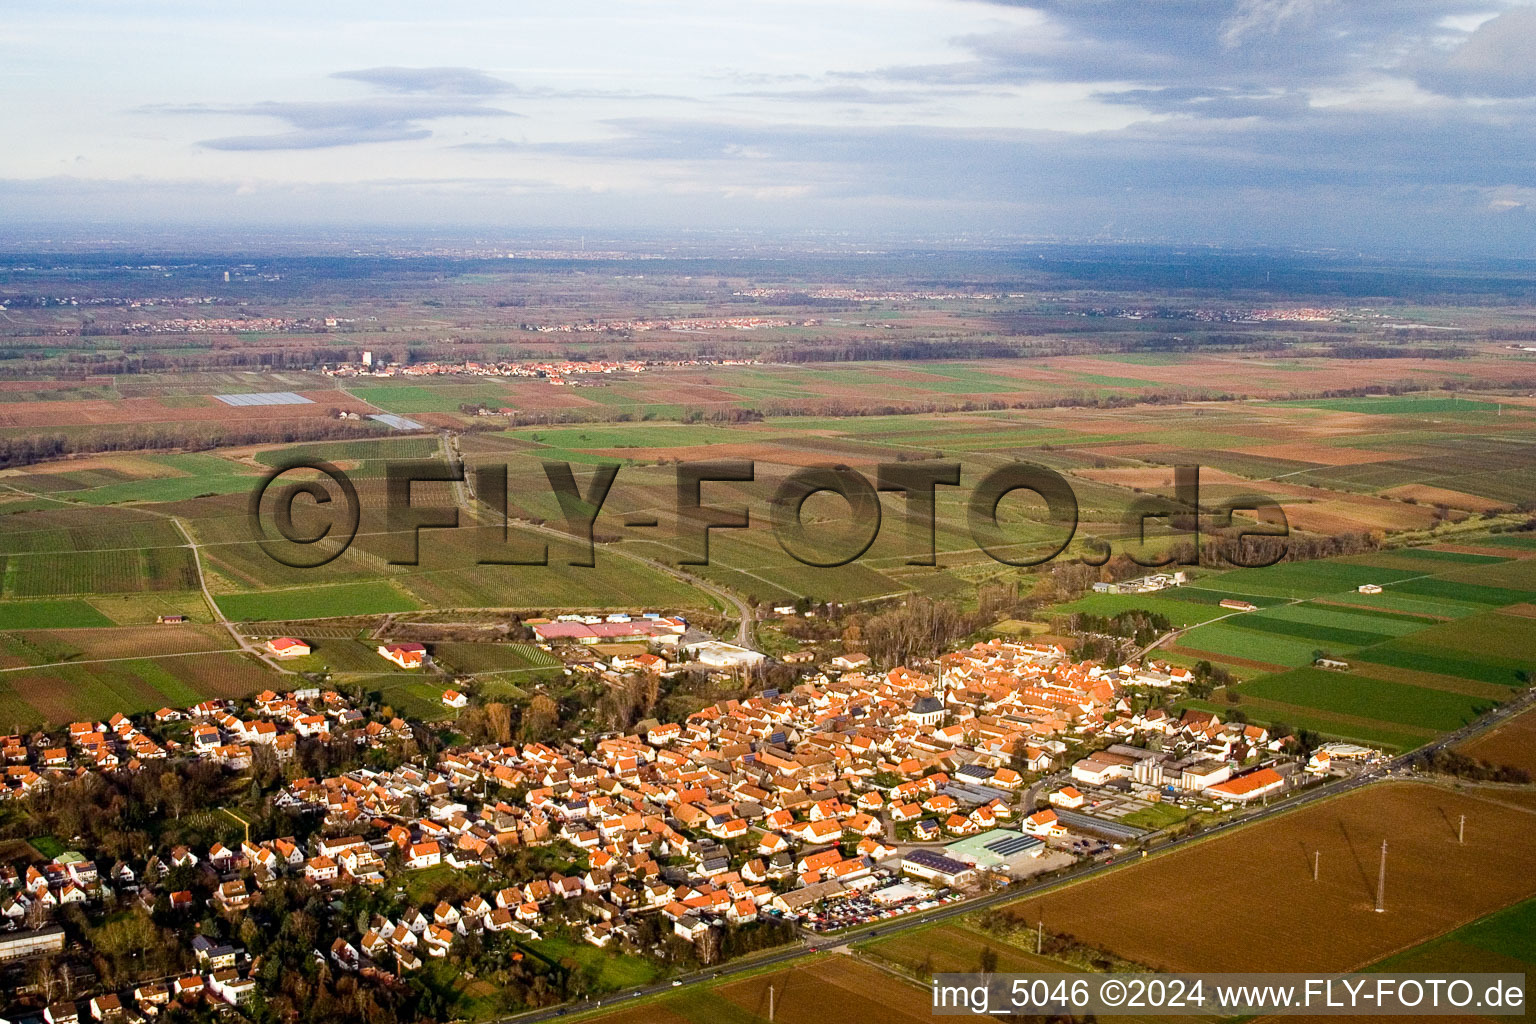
[{"xmin": 496, "ymin": 685, "xmax": 1535, "ymax": 1024}]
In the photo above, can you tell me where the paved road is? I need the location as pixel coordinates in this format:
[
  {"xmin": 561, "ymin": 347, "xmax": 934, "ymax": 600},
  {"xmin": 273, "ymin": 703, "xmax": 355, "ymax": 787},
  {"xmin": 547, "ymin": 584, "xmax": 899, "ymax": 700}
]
[{"xmin": 493, "ymin": 684, "xmax": 1535, "ymax": 1024}]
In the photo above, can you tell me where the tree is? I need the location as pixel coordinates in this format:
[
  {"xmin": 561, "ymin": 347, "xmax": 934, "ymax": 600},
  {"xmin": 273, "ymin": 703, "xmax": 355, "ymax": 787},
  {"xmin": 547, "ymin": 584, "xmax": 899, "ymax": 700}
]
[
  {"xmin": 521, "ymin": 694, "xmax": 559, "ymax": 740},
  {"xmin": 485, "ymin": 702, "xmax": 514, "ymax": 745},
  {"xmin": 160, "ymin": 770, "xmax": 188, "ymax": 820}
]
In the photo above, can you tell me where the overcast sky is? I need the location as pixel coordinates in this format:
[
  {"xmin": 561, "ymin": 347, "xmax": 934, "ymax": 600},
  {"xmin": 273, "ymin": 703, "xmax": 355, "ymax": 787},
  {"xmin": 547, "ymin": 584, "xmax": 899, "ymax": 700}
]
[{"xmin": 3, "ymin": 0, "xmax": 1534, "ymax": 251}]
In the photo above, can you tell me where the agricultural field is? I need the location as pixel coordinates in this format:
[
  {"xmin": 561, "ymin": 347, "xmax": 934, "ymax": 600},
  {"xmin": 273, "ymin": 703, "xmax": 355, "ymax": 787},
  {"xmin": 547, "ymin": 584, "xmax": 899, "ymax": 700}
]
[
  {"xmin": 859, "ymin": 919, "xmax": 1069, "ymax": 977},
  {"xmin": 429, "ymin": 641, "xmax": 560, "ymax": 676},
  {"xmin": 0, "ymin": 599, "xmax": 113, "ymax": 628},
  {"xmin": 2, "ymin": 452, "xmax": 265, "ymax": 505},
  {"xmin": 370, "ymin": 676, "xmax": 458, "ymax": 723},
  {"xmin": 214, "ymin": 582, "xmax": 422, "ymax": 621},
  {"xmin": 522, "ymin": 935, "xmax": 662, "ymax": 993},
  {"xmin": 1068, "ymin": 545, "xmax": 1536, "ymax": 750},
  {"xmin": 1457, "ymin": 707, "xmax": 1536, "ymax": 776},
  {"xmin": 1371, "ymin": 895, "xmax": 1536, "ymax": 976},
  {"xmin": 248, "ymin": 434, "xmax": 442, "ymax": 468},
  {"xmin": 86, "ymin": 591, "xmax": 211, "ymax": 625},
  {"xmin": 581, "ymin": 957, "xmax": 936, "ymax": 1024},
  {"xmin": 263, "ymin": 638, "xmax": 416, "ymax": 676},
  {"xmin": 1241, "ymin": 668, "xmax": 1494, "ymax": 732},
  {"xmin": 1007, "ymin": 783, "xmax": 1536, "ymax": 974},
  {"xmin": 0, "ymin": 650, "xmax": 272, "ymax": 729},
  {"xmin": 0, "ymin": 303, "xmax": 1535, "ymax": 733}
]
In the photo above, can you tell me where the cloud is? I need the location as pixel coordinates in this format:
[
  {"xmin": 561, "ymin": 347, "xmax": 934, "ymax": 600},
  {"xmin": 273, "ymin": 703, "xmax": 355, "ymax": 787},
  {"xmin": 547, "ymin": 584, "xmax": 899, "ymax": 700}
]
[
  {"xmin": 1415, "ymin": 6, "xmax": 1536, "ymax": 97},
  {"xmin": 862, "ymin": 0, "xmax": 1494, "ymax": 92},
  {"xmin": 155, "ymin": 96, "xmax": 518, "ymax": 151},
  {"xmin": 728, "ymin": 85, "xmax": 929, "ymax": 105},
  {"xmin": 1094, "ymin": 86, "xmax": 1312, "ymax": 120},
  {"xmin": 1220, "ymin": 0, "xmax": 1328, "ymax": 47},
  {"xmin": 332, "ymin": 66, "xmax": 517, "ymax": 96}
]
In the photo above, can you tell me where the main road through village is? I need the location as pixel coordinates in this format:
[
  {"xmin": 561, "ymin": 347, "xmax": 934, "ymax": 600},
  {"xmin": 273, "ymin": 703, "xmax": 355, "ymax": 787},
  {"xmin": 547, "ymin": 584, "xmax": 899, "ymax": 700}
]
[{"xmin": 496, "ymin": 685, "xmax": 1536, "ymax": 1024}]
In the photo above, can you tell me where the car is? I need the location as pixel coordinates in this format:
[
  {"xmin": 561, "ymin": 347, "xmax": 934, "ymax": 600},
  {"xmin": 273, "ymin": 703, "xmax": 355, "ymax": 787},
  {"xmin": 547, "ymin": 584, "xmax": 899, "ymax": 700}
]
[{"xmin": 672, "ymin": 980, "xmax": 682, "ymax": 987}]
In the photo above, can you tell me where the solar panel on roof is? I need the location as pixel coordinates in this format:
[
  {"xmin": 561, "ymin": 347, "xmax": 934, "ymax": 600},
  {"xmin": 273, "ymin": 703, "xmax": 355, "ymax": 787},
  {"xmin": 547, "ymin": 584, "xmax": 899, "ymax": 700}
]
[{"xmin": 984, "ymin": 835, "xmax": 1039, "ymax": 856}]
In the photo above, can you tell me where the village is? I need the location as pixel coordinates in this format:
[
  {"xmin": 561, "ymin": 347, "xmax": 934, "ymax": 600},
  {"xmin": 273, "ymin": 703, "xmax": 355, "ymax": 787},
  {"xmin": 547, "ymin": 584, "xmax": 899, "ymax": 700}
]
[
  {"xmin": 321, "ymin": 353, "xmax": 762, "ymax": 389},
  {"xmin": 0, "ymin": 618, "xmax": 1382, "ymax": 1024}
]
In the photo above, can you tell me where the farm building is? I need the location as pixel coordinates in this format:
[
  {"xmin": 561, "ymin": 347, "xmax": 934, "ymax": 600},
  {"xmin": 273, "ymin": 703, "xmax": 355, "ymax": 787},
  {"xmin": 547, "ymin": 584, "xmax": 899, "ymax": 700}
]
[
  {"xmin": 943, "ymin": 829, "xmax": 1044, "ymax": 874},
  {"xmin": 530, "ymin": 617, "xmax": 687, "ymax": 644},
  {"xmin": 378, "ymin": 642, "xmax": 427, "ymax": 669},
  {"xmin": 1219, "ymin": 599, "xmax": 1257, "ymax": 611},
  {"xmin": 1358, "ymin": 583, "xmax": 1383, "ymax": 594},
  {"xmin": 1179, "ymin": 761, "xmax": 1233, "ymax": 791},
  {"xmin": 266, "ymin": 637, "xmax": 311, "ymax": 658},
  {"xmin": 1207, "ymin": 767, "xmax": 1286, "ymax": 804},
  {"xmin": 900, "ymin": 849, "xmax": 975, "ymax": 886},
  {"xmin": 685, "ymin": 640, "xmax": 766, "ymax": 669}
]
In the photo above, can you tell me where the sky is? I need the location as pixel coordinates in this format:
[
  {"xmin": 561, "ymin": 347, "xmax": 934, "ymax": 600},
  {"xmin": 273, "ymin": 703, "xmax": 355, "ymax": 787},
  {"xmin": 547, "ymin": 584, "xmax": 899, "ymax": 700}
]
[{"xmin": 2, "ymin": 0, "xmax": 1534, "ymax": 251}]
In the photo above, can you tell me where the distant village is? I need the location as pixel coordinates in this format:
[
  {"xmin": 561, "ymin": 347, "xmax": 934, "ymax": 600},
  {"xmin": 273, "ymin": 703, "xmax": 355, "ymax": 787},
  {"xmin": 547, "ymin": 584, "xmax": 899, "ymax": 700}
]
[
  {"xmin": 0, "ymin": 612, "xmax": 1382, "ymax": 1023},
  {"xmin": 322, "ymin": 352, "xmax": 761, "ymax": 388}
]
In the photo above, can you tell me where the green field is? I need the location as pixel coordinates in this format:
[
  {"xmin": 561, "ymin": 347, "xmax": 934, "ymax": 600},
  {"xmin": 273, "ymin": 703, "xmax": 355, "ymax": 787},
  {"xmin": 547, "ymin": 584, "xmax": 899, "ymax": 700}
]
[
  {"xmin": 1, "ymin": 546, "xmax": 199, "ymax": 597},
  {"xmin": 1343, "ymin": 610, "xmax": 1536, "ymax": 688},
  {"xmin": 51, "ymin": 453, "xmax": 264, "ymax": 505},
  {"xmin": 1179, "ymin": 697, "xmax": 1433, "ymax": 750},
  {"xmin": 1224, "ymin": 611, "xmax": 1394, "ymax": 649},
  {"xmin": 0, "ymin": 599, "xmax": 114, "ymax": 628},
  {"xmin": 430, "ymin": 641, "xmax": 561, "ymax": 675},
  {"xmin": 1352, "ymin": 646, "xmax": 1528, "ymax": 688},
  {"xmin": 1187, "ymin": 562, "xmax": 1423, "ymax": 600},
  {"xmin": 1477, "ymin": 534, "xmax": 1536, "ymax": 550},
  {"xmin": 507, "ymin": 424, "xmax": 748, "ymax": 448},
  {"xmin": 1174, "ymin": 622, "xmax": 1325, "ymax": 667},
  {"xmin": 1240, "ymin": 668, "xmax": 1494, "ymax": 732},
  {"xmin": 1271, "ymin": 396, "xmax": 1505, "ymax": 415},
  {"xmin": 1372, "ymin": 896, "xmax": 1536, "ymax": 975},
  {"xmin": 1368, "ymin": 548, "xmax": 1510, "ymax": 566},
  {"xmin": 370, "ymin": 676, "xmax": 456, "ymax": 722},
  {"xmin": 523, "ymin": 935, "xmax": 662, "ymax": 991},
  {"xmin": 350, "ymin": 382, "xmax": 515, "ymax": 413},
  {"xmin": 1250, "ymin": 602, "xmax": 1430, "ymax": 636},
  {"xmin": 275, "ymin": 638, "xmax": 414, "ymax": 675},
  {"xmin": 252, "ymin": 435, "xmax": 442, "ymax": 466},
  {"xmin": 1055, "ymin": 591, "xmax": 1244, "ymax": 627},
  {"xmin": 216, "ymin": 582, "xmax": 422, "ymax": 621}
]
